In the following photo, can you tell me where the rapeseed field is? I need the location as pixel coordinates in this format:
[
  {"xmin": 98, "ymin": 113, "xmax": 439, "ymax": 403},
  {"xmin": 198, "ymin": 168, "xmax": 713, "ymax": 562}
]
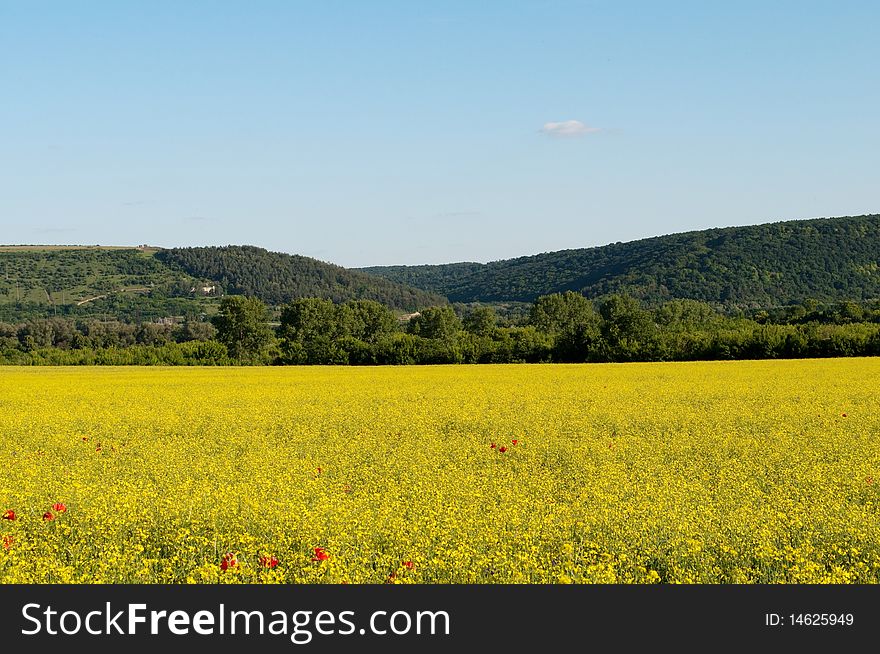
[{"xmin": 1, "ymin": 360, "xmax": 878, "ymax": 583}]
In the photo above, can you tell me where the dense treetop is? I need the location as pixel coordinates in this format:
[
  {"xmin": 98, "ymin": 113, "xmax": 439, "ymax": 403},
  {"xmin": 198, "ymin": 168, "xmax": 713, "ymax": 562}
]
[{"xmin": 361, "ymin": 215, "xmax": 880, "ymax": 308}]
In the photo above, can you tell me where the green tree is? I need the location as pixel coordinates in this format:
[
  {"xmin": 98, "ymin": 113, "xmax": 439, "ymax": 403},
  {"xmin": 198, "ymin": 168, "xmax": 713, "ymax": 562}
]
[
  {"xmin": 531, "ymin": 292, "xmax": 601, "ymax": 361},
  {"xmin": 598, "ymin": 294, "xmax": 654, "ymax": 359},
  {"xmin": 346, "ymin": 300, "xmax": 396, "ymax": 342},
  {"xmin": 463, "ymin": 306, "xmax": 498, "ymax": 337},
  {"xmin": 508, "ymin": 326, "xmax": 554, "ymax": 362},
  {"xmin": 211, "ymin": 296, "xmax": 272, "ymax": 362},
  {"xmin": 406, "ymin": 306, "xmax": 462, "ymax": 340},
  {"xmin": 530, "ymin": 292, "xmax": 597, "ymax": 335},
  {"xmin": 279, "ymin": 298, "xmax": 339, "ymax": 342},
  {"xmin": 179, "ymin": 319, "xmax": 217, "ymax": 342},
  {"xmin": 654, "ymin": 299, "xmax": 719, "ymax": 329}
]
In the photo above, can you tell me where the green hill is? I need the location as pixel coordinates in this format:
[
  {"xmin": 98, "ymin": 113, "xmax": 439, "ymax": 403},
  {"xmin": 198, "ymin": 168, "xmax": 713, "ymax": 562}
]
[
  {"xmin": 360, "ymin": 214, "xmax": 880, "ymax": 309},
  {"xmin": 0, "ymin": 246, "xmax": 208, "ymax": 322},
  {"xmin": 156, "ymin": 246, "xmax": 444, "ymax": 310},
  {"xmin": 0, "ymin": 245, "xmax": 443, "ymax": 322},
  {"xmin": 4, "ymin": 213, "xmax": 879, "ymax": 323}
]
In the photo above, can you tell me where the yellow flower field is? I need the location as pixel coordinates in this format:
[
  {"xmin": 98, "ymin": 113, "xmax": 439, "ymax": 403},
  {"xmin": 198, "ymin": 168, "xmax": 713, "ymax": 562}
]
[{"xmin": 1, "ymin": 360, "xmax": 879, "ymax": 584}]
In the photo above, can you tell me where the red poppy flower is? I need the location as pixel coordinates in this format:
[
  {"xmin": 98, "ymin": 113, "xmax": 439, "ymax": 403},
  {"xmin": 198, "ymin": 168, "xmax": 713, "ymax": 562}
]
[
  {"xmin": 312, "ymin": 547, "xmax": 330, "ymax": 562},
  {"xmin": 52, "ymin": 503, "xmax": 67, "ymax": 513},
  {"xmin": 1, "ymin": 510, "xmax": 14, "ymax": 521},
  {"xmin": 403, "ymin": 560, "xmax": 414, "ymax": 570},
  {"xmin": 1, "ymin": 535, "xmax": 12, "ymax": 550},
  {"xmin": 259, "ymin": 555, "xmax": 279, "ymax": 569},
  {"xmin": 867, "ymin": 476, "xmax": 874, "ymax": 485},
  {"xmin": 220, "ymin": 553, "xmax": 237, "ymax": 571},
  {"xmin": 512, "ymin": 439, "xmax": 518, "ymax": 446},
  {"xmin": 490, "ymin": 443, "xmax": 496, "ymax": 449},
  {"xmin": 43, "ymin": 512, "xmax": 54, "ymax": 521},
  {"xmin": 316, "ymin": 467, "xmax": 323, "ymax": 475},
  {"xmin": 842, "ymin": 413, "xmax": 848, "ymax": 418},
  {"xmin": 499, "ymin": 446, "xmax": 508, "ymax": 453}
]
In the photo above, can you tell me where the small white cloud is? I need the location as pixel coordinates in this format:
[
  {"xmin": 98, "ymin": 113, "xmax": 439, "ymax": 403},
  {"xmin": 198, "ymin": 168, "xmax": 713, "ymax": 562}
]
[{"xmin": 540, "ymin": 120, "xmax": 601, "ymax": 138}]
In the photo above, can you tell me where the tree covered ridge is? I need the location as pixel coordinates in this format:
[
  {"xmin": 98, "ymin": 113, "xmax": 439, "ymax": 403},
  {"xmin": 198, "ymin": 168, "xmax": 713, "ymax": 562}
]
[
  {"xmin": 156, "ymin": 245, "xmax": 444, "ymax": 311},
  {"xmin": 360, "ymin": 214, "xmax": 880, "ymax": 307}
]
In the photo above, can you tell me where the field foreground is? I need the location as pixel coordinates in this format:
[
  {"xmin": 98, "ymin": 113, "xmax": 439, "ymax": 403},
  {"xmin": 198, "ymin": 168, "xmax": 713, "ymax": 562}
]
[{"xmin": 1, "ymin": 360, "xmax": 879, "ymax": 583}]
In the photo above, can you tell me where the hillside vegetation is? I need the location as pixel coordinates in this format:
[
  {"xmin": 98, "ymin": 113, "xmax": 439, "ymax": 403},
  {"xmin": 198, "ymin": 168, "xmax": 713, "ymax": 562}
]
[
  {"xmin": 0, "ymin": 245, "xmax": 441, "ymax": 321},
  {"xmin": 156, "ymin": 246, "xmax": 443, "ymax": 310},
  {"xmin": 361, "ymin": 215, "xmax": 880, "ymax": 308},
  {"xmin": 0, "ymin": 247, "xmax": 212, "ymax": 322},
  {"xmin": 4, "ymin": 214, "xmax": 879, "ymax": 324}
]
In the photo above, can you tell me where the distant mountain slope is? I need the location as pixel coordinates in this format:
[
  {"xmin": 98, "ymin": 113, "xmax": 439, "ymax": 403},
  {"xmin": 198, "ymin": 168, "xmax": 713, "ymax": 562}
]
[
  {"xmin": 155, "ymin": 246, "xmax": 444, "ymax": 310},
  {"xmin": 360, "ymin": 215, "xmax": 880, "ymax": 308},
  {"xmin": 0, "ymin": 246, "xmax": 212, "ymax": 322},
  {"xmin": 0, "ymin": 245, "xmax": 444, "ymax": 322}
]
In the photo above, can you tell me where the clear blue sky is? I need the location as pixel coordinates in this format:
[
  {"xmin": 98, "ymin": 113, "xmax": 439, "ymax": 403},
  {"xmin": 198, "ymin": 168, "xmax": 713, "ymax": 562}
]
[{"xmin": 1, "ymin": 1, "xmax": 878, "ymax": 267}]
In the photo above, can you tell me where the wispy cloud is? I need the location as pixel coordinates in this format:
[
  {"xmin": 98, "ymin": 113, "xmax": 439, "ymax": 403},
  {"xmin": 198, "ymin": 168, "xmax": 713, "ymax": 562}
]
[
  {"xmin": 183, "ymin": 215, "xmax": 212, "ymax": 222},
  {"xmin": 540, "ymin": 120, "xmax": 601, "ymax": 138}
]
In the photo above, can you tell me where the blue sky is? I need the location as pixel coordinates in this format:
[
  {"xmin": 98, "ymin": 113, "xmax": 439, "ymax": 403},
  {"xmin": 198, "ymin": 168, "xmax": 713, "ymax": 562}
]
[{"xmin": 1, "ymin": 1, "xmax": 878, "ymax": 266}]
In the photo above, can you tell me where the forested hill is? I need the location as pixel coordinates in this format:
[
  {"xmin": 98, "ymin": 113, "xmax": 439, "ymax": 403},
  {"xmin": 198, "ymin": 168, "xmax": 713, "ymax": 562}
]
[
  {"xmin": 360, "ymin": 215, "xmax": 880, "ymax": 308},
  {"xmin": 155, "ymin": 246, "xmax": 444, "ymax": 310},
  {"xmin": 0, "ymin": 245, "xmax": 443, "ymax": 322}
]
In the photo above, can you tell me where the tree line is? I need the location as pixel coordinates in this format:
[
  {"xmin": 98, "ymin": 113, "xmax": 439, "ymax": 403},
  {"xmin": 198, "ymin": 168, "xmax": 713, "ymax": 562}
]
[{"xmin": 3, "ymin": 292, "xmax": 879, "ymax": 365}]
